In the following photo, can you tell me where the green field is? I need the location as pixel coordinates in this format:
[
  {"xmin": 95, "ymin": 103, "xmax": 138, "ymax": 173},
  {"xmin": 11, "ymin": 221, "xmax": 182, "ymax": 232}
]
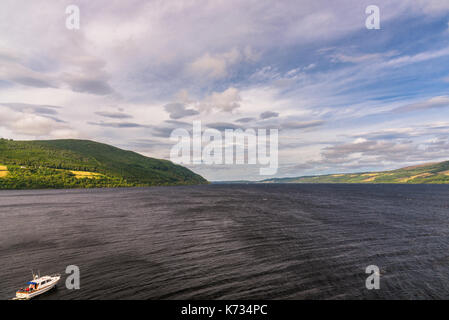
[
  {"xmin": 261, "ymin": 161, "xmax": 449, "ymax": 184},
  {"xmin": 0, "ymin": 139, "xmax": 208, "ymax": 189}
]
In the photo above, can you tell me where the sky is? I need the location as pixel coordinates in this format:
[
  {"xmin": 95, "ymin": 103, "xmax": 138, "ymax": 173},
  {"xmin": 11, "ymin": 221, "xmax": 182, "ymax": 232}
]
[{"xmin": 1, "ymin": 0, "xmax": 449, "ymax": 181}]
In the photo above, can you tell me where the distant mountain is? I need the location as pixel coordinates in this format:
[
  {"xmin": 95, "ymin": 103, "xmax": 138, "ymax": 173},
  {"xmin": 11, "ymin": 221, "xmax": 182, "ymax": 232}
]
[
  {"xmin": 0, "ymin": 139, "xmax": 208, "ymax": 189},
  {"xmin": 260, "ymin": 161, "xmax": 449, "ymax": 184}
]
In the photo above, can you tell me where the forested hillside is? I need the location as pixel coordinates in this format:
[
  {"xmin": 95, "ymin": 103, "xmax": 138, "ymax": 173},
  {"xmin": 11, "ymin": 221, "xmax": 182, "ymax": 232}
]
[
  {"xmin": 0, "ymin": 139, "xmax": 207, "ymax": 189},
  {"xmin": 261, "ymin": 161, "xmax": 449, "ymax": 184}
]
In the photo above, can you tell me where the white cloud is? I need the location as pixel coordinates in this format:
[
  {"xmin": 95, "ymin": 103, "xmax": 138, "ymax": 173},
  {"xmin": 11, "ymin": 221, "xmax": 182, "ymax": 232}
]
[
  {"xmin": 198, "ymin": 87, "xmax": 241, "ymax": 113},
  {"xmin": 385, "ymin": 46, "xmax": 449, "ymax": 67},
  {"xmin": 393, "ymin": 96, "xmax": 449, "ymax": 113},
  {"xmin": 0, "ymin": 105, "xmax": 78, "ymax": 137},
  {"xmin": 186, "ymin": 47, "xmax": 255, "ymax": 79},
  {"xmin": 188, "ymin": 52, "xmax": 228, "ymax": 79}
]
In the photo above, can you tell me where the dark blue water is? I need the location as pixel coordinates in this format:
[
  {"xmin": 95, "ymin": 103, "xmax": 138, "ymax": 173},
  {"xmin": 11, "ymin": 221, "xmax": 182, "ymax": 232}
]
[{"xmin": 1, "ymin": 184, "xmax": 449, "ymax": 299}]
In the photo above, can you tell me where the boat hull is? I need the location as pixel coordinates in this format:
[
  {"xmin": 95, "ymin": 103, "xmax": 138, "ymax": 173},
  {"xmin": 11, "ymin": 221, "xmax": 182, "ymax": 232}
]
[{"xmin": 15, "ymin": 275, "xmax": 61, "ymax": 300}]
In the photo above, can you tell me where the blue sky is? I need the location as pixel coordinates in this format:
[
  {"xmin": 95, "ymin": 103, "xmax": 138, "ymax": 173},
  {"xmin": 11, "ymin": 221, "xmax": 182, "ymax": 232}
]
[{"xmin": 1, "ymin": 0, "xmax": 449, "ymax": 180}]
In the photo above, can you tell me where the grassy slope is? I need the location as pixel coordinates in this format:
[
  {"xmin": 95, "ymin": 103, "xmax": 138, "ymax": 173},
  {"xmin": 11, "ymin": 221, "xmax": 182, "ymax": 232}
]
[
  {"xmin": 0, "ymin": 139, "xmax": 207, "ymax": 189},
  {"xmin": 261, "ymin": 161, "xmax": 449, "ymax": 184}
]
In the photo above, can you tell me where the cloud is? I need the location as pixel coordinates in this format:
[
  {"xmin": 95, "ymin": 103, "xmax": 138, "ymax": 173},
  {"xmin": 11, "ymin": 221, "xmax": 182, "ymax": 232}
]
[
  {"xmin": 0, "ymin": 102, "xmax": 66, "ymax": 123},
  {"xmin": 350, "ymin": 129, "xmax": 413, "ymax": 140},
  {"xmin": 281, "ymin": 120, "xmax": 324, "ymax": 130},
  {"xmin": 392, "ymin": 96, "xmax": 449, "ymax": 113},
  {"xmin": 350, "ymin": 123, "xmax": 449, "ymax": 142},
  {"xmin": 0, "ymin": 105, "xmax": 75, "ymax": 137},
  {"xmin": 126, "ymin": 138, "xmax": 175, "ymax": 158},
  {"xmin": 0, "ymin": 48, "xmax": 115, "ymax": 95},
  {"xmin": 164, "ymin": 103, "xmax": 199, "ymax": 119},
  {"xmin": 330, "ymin": 52, "xmax": 398, "ymax": 64},
  {"xmin": 320, "ymin": 137, "xmax": 449, "ymax": 165},
  {"xmin": 198, "ymin": 87, "xmax": 241, "ymax": 113},
  {"xmin": 0, "ymin": 102, "xmax": 61, "ymax": 115},
  {"xmin": 95, "ymin": 111, "xmax": 133, "ymax": 119},
  {"xmin": 164, "ymin": 120, "xmax": 191, "ymax": 127},
  {"xmin": 188, "ymin": 53, "xmax": 228, "ymax": 79},
  {"xmin": 0, "ymin": 55, "xmax": 57, "ymax": 89},
  {"xmin": 385, "ymin": 46, "xmax": 449, "ymax": 67},
  {"xmin": 187, "ymin": 47, "xmax": 254, "ymax": 79},
  {"xmin": 63, "ymin": 76, "xmax": 114, "ymax": 96},
  {"xmin": 163, "ymin": 87, "xmax": 242, "ymax": 117},
  {"xmin": 260, "ymin": 111, "xmax": 279, "ymax": 119},
  {"xmin": 235, "ymin": 117, "xmax": 256, "ymax": 123},
  {"xmin": 205, "ymin": 122, "xmax": 243, "ymax": 131},
  {"xmin": 8, "ymin": 116, "xmax": 59, "ymax": 136},
  {"xmin": 150, "ymin": 120, "xmax": 191, "ymax": 137},
  {"xmin": 88, "ymin": 121, "xmax": 150, "ymax": 128},
  {"xmin": 10, "ymin": 77, "xmax": 56, "ymax": 88}
]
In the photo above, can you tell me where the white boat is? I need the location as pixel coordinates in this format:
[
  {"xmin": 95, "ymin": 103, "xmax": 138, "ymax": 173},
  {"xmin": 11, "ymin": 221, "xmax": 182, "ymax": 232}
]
[{"xmin": 13, "ymin": 273, "xmax": 61, "ymax": 300}]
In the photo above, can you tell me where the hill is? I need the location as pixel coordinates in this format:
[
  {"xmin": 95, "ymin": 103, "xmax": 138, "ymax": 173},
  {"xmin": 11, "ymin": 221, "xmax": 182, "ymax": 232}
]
[
  {"xmin": 260, "ymin": 161, "xmax": 449, "ymax": 184},
  {"xmin": 0, "ymin": 138, "xmax": 207, "ymax": 189}
]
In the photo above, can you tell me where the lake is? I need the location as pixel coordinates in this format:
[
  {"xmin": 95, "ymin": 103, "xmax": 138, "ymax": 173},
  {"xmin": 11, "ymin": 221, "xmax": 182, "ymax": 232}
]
[{"xmin": 1, "ymin": 184, "xmax": 449, "ymax": 299}]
